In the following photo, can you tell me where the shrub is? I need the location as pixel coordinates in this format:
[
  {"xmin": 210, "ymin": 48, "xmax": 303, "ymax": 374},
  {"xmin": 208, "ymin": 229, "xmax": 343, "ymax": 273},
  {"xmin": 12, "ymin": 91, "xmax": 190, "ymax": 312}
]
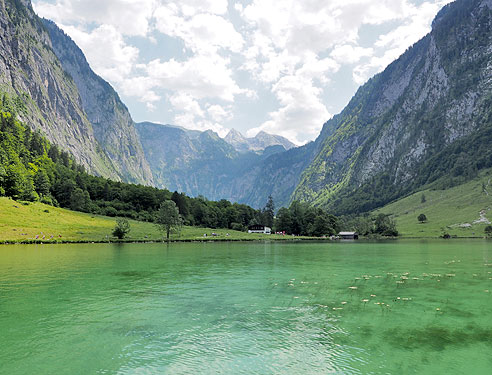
[
  {"xmin": 485, "ymin": 225, "xmax": 492, "ymax": 237},
  {"xmin": 112, "ymin": 218, "xmax": 130, "ymax": 239}
]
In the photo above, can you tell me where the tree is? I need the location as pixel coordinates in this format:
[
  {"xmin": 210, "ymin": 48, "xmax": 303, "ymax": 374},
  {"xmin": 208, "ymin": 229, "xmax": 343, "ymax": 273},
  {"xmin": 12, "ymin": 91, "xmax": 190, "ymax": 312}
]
[
  {"xmin": 155, "ymin": 200, "xmax": 182, "ymax": 240},
  {"xmin": 112, "ymin": 218, "xmax": 130, "ymax": 239},
  {"xmin": 485, "ymin": 225, "xmax": 492, "ymax": 237},
  {"xmin": 275, "ymin": 207, "xmax": 292, "ymax": 233},
  {"xmin": 35, "ymin": 169, "xmax": 51, "ymax": 196},
  {"xmin": 70, "ymin": 187, "xmax": 91, "ymax": 212},
  {"xmin": 374, "ymin": 214, "xmax": 398, "ymax": 237},
  {"xmin": 421, "ymin": 193, "xmax": 426, "ymax": 203},
  {"xmin": 418, "ymin": 214, "xmax": 427, "ymax": 223},
  {"xmin": 262, "ymin": 195, "xmax": 275, "ymax": 228}
]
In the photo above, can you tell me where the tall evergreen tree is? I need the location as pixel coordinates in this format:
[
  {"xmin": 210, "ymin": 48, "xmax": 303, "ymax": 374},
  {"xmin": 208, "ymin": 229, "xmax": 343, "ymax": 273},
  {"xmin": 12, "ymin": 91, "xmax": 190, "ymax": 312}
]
[{"xmin": 262, "ymin": 195, "xmax": 275, "ymax": 228}]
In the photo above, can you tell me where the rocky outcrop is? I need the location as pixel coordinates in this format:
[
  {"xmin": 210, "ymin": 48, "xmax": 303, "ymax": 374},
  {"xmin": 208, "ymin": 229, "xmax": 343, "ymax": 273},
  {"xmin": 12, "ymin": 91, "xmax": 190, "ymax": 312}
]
[{"xmin": 43, "ymin": 20, "xmax": 153, "ymax": 184}]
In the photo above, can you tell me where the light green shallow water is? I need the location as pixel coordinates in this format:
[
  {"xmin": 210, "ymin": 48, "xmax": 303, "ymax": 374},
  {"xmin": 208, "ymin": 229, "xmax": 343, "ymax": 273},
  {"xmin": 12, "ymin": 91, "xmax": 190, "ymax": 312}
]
[{"xmin": 1, "ymin": 240, "xmax": 492, "ymax": 374}]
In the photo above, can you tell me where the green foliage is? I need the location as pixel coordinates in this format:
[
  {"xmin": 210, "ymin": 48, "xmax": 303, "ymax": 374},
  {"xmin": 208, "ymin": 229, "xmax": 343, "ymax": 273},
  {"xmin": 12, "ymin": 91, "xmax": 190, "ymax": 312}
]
[
  {"xmin": 343, "ymin": 213, "xmax": 399, "ymax": 237},
  {"xmin": 485, "ymin": 226, "xmax": 492, "ymax": 237},
  {"xmin": 155, "ymin": 200, "xmax": 182, "ymax": 240},
  {"xmin": 275, "ymin": 201, "xmax": 339, "ymax": 236},
  {"xmin": 112, "ymin": 218, "xmax": 130, "ymax": 239},
  {"xmin": 421, "ymin": 194, "xmax": 426, "ymax": 203},
  {"xmin": 374, "ymin": 214, "xmax": 399, "ymax": 237},
  {"xmin": 418, "ymin": 214, "xmax": 428, "ymax": 223},
  {"xmin": 261, "ymin": 195, "xmax": 275, "ymax": 228}
]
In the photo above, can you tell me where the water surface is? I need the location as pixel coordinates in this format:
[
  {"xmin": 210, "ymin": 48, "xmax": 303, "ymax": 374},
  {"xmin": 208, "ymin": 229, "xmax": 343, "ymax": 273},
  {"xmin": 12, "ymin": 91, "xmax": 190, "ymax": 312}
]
[{"xmin": 1, "ymin": 240, "xmax": 491, "ymax": 374}]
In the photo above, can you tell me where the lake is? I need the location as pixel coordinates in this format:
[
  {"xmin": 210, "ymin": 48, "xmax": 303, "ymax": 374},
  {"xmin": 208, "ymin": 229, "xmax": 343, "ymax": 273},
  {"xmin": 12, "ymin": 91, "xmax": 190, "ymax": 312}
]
[{"xmin": 1, "ymin": 240, "xmax": 491, "ymax": 374}]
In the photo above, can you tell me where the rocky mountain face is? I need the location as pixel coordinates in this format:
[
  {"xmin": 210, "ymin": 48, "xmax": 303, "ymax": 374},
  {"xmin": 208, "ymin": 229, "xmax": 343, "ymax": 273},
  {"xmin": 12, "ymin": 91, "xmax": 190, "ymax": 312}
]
[
  {"xmin": 0, "ymin": 0, "xmax": 119, "ymax": 178},
  {"xmin": 0, "ymin": 0, "xmax": 153, "ymax": 184},
  {"xmin": 43, "ymin": 20, "xmax": 153, "ymax": 184},
  {"xmin": 136, "ymin": 121, "xmax": 302, "ymax": 206},
  {"xmin": 292, "ymin": 0, "xmax": 492, "ymax": 214},
  {"xmin": 224, "ymin": 128, "xmax": 295, "ymax": 153}
]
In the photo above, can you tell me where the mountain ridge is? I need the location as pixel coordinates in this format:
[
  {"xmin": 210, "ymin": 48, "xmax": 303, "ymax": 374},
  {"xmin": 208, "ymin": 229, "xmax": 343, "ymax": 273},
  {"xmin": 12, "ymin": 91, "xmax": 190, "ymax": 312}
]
[
  {"xmin": 292, "ymin": 0, "xmax": 492, "ymax": 214},
  {"xmin": 223, "ymin": 128, "xmax": 296, "ymax": 153}
]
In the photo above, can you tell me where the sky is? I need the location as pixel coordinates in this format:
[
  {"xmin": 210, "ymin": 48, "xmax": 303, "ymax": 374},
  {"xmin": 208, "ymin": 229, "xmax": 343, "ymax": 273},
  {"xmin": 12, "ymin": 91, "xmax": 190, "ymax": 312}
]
[{"xmin": 32, "ymin": 0, "xmax": 452, "ymax": 145}]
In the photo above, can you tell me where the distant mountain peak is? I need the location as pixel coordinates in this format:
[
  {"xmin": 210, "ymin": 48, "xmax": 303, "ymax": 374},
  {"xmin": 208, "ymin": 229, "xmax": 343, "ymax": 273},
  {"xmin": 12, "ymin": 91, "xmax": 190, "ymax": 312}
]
[{"xmin": 223, "ymin": 128, "xmax": 295, "ymax": 152}]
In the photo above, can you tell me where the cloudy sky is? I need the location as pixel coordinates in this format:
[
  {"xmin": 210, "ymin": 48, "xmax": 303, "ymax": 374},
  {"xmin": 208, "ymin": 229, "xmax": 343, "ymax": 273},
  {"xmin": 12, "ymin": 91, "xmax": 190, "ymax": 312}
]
[{"xmin": 32, "ymin": 0, "xmax": 451, "ymax": 144}]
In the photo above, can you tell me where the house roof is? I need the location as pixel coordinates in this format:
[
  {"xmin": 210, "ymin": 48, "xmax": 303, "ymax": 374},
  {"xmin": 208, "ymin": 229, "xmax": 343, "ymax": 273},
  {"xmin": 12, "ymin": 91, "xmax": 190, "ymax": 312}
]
[{"xmin": 339, "ymin": 232, "xmax": 357, "ymax": 235}]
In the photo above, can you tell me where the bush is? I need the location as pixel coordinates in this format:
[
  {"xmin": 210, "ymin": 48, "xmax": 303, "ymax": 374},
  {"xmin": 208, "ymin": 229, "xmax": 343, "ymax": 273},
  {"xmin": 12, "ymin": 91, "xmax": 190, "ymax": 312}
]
[
  {"xmin": 104, "ymin": 206, "xmax": 118, "ymax": 217},
  {"xmin": 230, "ymin": 222, "xmax": 245, "ymax": 232},
  {"xmin": 485, "ymin": 225, "xmax": 492, "ymax": 237},
  {"xmin": 112, "ymin": 218, "xmax": 130, "ymax": 239},
  {"xmin": 418, "ymin": 214, "xmax": 427, "ymax": 223}
]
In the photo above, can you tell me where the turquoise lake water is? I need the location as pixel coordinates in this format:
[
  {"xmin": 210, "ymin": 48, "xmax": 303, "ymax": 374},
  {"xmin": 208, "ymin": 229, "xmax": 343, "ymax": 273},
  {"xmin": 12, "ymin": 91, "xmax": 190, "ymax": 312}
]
[{"xmin": 1, "ymin": 240, "xmax": 492, "ymax": 374}]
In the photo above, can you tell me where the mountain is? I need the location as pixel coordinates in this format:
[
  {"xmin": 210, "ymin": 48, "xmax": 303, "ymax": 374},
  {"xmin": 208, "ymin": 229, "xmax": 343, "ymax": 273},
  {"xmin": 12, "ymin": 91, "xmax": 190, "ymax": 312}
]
[
  {"xmin": 42, "ymin": 20, "xmax": 153, "ymax": 184},
  {"xmin": 0, "ymin": 0, "xmax": 152, "ymax": 184},
  {"xmin": 4, "ymin": 0, "xmax": 490, "ymax": 213},
  {"xmin": 223, "ymin": 128, "xmax": 296, "ymax": 152},
  {"xmin": 135, "ymin": 121, "xmax": 297, "ymax": 205},
  {"xmin": 292, "ymin": 0, "xmax": 492, "ymax": 214},
  {"xmin": 0, "ymin": 0, "xmax": 117, "ymax": 177}
]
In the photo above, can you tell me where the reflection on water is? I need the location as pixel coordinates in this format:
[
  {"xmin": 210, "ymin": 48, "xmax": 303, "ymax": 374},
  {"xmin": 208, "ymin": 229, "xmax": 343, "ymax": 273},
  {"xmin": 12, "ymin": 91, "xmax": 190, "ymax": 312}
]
[{"xmin": 1, "ymin": 240, "xmax": 492, "ymax": 374}]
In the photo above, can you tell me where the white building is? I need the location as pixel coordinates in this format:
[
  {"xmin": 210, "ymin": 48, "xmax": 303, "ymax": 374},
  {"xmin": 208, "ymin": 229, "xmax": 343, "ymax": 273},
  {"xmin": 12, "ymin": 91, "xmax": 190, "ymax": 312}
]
[{"xmin": 248, "ymin": 225, "xmax": 272, "ymax": 234}]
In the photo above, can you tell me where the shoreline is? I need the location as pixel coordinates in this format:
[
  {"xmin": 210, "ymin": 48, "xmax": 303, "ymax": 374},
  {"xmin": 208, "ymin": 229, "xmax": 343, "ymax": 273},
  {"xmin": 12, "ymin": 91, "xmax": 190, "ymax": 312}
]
[{"xmin": 1, "ymin": 236, "xmax": 489, "ymax": 245}]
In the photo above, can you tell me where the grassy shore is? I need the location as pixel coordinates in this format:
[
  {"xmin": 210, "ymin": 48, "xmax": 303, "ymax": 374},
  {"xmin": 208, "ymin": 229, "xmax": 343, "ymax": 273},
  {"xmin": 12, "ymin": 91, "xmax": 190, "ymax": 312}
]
[
  {"xmin": 376, "ymin": 170, "xmax": 492, "ymax": 238},
  {"xmin": 0, "ymin": 197, "xmax": 309, "ymax": 243},
  {"xmin": 3, "ymin": 170, "xmax": 492, "ymax": 243}
]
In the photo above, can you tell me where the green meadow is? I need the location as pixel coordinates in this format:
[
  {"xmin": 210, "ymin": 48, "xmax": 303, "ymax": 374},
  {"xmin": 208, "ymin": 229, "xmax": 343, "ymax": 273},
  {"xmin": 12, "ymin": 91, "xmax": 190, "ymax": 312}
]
[
  {"xmin": 376, "ymin": 170, "xmax": 492, "ymax": 238},
  {"xmin": 0, "ymin": 197, "xmax": 295, "ymax": 243}
]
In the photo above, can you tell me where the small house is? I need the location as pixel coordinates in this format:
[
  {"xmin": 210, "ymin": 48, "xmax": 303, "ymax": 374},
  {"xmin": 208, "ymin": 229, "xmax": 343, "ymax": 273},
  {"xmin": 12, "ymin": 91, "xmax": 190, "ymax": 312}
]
[
  {"xmin": 248, "ymin": 225, "xmax": 272, "ymax": 234},
  {"xmin": 339, "ymin": 231, "xmax": 358, "ymax": 240}
]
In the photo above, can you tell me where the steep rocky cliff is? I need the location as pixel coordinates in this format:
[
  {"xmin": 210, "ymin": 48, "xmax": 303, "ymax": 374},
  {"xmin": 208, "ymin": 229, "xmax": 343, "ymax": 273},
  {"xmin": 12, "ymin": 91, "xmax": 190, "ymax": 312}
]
[
  {"xmin": 43, "ymin": 20, "xmax": 153, "ymax": 184},
  {"xmin": 293, "ymin": 0, "xmax": 492, "ymax": 213},
  {"xmin": 0, "ymin": 0, "xmax": 119, "ymax": 178}
]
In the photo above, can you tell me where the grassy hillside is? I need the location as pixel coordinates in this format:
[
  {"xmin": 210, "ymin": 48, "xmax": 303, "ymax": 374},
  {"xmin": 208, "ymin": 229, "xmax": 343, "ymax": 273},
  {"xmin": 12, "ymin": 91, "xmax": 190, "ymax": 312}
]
[
  {"xmin": 376, "ymin": 170, "xmax": 492, "ymax": 238},
  {"xmin": 0, "ymin": 197, "xmax": 291, "ymax": 243}
]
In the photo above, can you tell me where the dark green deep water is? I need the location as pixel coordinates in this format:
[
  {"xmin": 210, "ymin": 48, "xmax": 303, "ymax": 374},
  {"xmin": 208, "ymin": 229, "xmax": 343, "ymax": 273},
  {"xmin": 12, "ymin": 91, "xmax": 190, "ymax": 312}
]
[{"xmin": 1, "ymin": 240, "xmax": 492, "ymax": 374}]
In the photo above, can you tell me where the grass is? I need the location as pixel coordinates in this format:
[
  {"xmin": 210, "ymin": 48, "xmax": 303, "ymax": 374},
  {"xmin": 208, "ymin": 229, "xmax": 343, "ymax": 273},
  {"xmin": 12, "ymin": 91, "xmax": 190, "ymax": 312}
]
[
  {"xmin": 376, "ymin": 170, "xmax": 492, "ymax": 238},
  {"xmin": 0, "ymin": 197, "xmax": 309, "ymax": 243}
]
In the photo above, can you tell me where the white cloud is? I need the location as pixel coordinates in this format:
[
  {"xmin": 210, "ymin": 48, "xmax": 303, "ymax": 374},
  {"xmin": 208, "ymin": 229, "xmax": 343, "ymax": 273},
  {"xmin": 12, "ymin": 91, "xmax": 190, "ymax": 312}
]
[
  {"xmin": 169, "ymin": 93, "xmax": 204, "ymax": 118},
  {"xmin": 154, "ymin": 11, "xmax": 244, "ymax": 53},
  {"xmin": 61, "ymin": 24, "xmax": 139, "ymax": 84},
  {"xmin": 248, "ymin": 74, "xmax": 331, "ymax": 145},
  {"xmin": 33, "ymin": 0, "xmax": 156, "ymax": 36},
  {"xmin": 144, "ymin": 54, "xmax": 244, "ymax": 102},
  {"xmin": 330, "ymin": 44, "xmax": 373, "ymax": 65},
  {"xmin": 207, "ymin": 104, "xmax": 233, "ymax": 122}
]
